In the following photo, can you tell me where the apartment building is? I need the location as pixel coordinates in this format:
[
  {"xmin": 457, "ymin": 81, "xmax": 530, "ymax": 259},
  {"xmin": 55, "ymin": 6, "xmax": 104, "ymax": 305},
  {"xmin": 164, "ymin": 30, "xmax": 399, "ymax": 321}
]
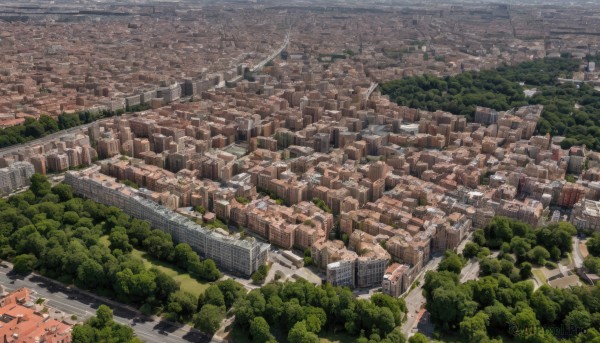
[
  {"xmin": 571, "ymin": 199, "xmax": 600, "ymax": 232},
  {"xmin": 0, "ymin": 161, "xmax": 34, "ymax": 196},
  {"xmin": 326, "ymin": 260, "xmax": 356, "ymax": 288},
  {"xmin": 65, "ymin": 167, "xmax": 269, "ymax": 276}
]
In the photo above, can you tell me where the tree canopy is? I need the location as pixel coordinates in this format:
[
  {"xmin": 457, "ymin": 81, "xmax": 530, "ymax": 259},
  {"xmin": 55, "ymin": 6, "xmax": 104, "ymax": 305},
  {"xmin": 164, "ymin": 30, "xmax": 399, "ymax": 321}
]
[
  {"xmin": 381, "ymin": 56, "xmax": 600, "ymax": 150},
  {"xmin": 231, "ymin": 278, "xmax": 408, "ymax": 342},
  {"xmin": 72, "ymin": 305, "xmax": 140, "ymax": 343},
  {"xmin": 422, "ymin": 217, "xmax": 598, "ymax": 343},
  {"xmin": 0, "ymin": 175, "xmax": 221, "ymax": 326}
]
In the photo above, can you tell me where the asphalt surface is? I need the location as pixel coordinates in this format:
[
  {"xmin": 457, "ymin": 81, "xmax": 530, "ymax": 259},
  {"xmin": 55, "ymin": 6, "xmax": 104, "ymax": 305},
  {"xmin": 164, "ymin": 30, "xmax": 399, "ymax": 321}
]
[
  {"xmin": 459, "ymin": 259, "xmax": 480, "ymax": 283},
  {"xmin": 401, "ymin": 254, "xmax": 442, "ymax": 336},
  {"xmin": 0, "ymin": 264, "xmax": 210, "ymax": 343},
  {"xmin": 573, "ymin": 237, "xmax": 584, "ymax": 269}
]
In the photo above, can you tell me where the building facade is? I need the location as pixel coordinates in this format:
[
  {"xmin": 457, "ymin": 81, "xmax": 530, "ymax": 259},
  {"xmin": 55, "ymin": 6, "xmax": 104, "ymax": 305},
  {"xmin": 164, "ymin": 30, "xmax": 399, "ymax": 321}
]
[{"xmin": 65, "ymin": 167, "xmax": 269, "ymax": 276}]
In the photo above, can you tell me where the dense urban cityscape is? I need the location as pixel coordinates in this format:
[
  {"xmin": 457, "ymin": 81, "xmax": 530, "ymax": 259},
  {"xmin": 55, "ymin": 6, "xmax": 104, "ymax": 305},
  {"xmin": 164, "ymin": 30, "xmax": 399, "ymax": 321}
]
[{"xmin": 1, "ymin": 1, "xmax": 600, "ymax": 343}]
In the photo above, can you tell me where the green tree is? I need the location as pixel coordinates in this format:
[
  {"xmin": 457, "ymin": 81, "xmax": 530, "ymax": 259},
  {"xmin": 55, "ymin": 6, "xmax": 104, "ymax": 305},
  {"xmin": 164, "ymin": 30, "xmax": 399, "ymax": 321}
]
[
  {"xmin": 194, "ymin": 304, "xmax": 224, "ymax": 334},
  {"xmin": 484, "ymin": 302, "xmax": 514, "ymax": 332},
  {"xmin": 201, "ymin": 285, "xmax": 225, "ymax": 308},
  {"xmin": 251, "ymin": 265, "xmax": 269, "ymax": 285},
  {"xmin": 142, "ymin": 230, "xmax": 174, "ymax": 261},
  {"xmin": 190, "ymin": 259, "xmax": 221, "ymax": 282},
  {"xmin": 168, "ymin": 291, "xmax": 198, "ymax": 322},
  {"xmin": 510, "ymin": 236, "xmax": 532, "ymax": 260},
  {"xmin": 77, "ymin": 259, "xmax": 105, "ymax": 289},
  {"xmin": 72, "ymin": 323, "xmax": 98, "ymax": 343},
  {"xmin": 51, "ymin": 184, "xmax": 73, "ymax": 202},
  {"xmin": 73, "ymin": 305, "xmax": 139, "ymax": 343},
  {"xmin": 473, "ymin": 229, "xmax": 486, "ymax": 246},
  {"xmin": 94, "ymin": 304, "xmax": 113, "ymax": 328},
  {"xmin": 173, "ymin": 243, "xmax": 196, "ymax": 270},
  {"xmin": 438, "ymin": 251, "xmax": 465, "ymax": 274},
  {"xmin": 408, "ymin": 333, "xmax": 427, "ymax": 343},
  {"xmin": 386, "ymin": 328, "xmax": 406, "ymax": 343},
  {"xmin": 463, "ymin": 242, "xmax": 480, "ymax": 259},
  {"xmin": 530, "ymin": 289, "xmax": 560, "ymax": 324},
  {"xmin": 250, "ymin": 316, "xmax": 274, "ymax": 343},
  {"xmin": 109, "ymin": 227, "xmax": 132, "ymax": 253},
  {"xmin": 288, "ymin": 321, "xmax": 319, "ymax": 343},
  {"xmin": 459, "ymin": 311, "xmax": 489, "ymax": 341},
  {"xmin": 215, "ymin": 279, "xmax": 244, "ymax": 309},
  {"xmin": 39, "ymin": 115, "xmax": 59, "ymax": 132},
  {"xmin": 528, "ymin": 246, "xmax": 550, "ymax": 265},
  {"xmin": 428, "ymin": 285, "xmax": 477, "ymax": 329},
  {"xmin": 584, "ymin": 256, "xmax": 600, "ymax": 273},
  {"xmin": 511, "ymin": 307, "xmax": 539, "ymax": 337},
  {"xmin": 563, "ymin": 309, "xmax": 592, "ymax": 331},
  {"xmin": 587, "ymin": 234, "xmax": 600, "ymax": 256},
  {"xmin": 371, "ymin": 293, "xmax": 407, "ymax": 326},
  {"xmin": 152, "ymin": 268, "xmax": 180, "ymax": 302},
  {"xmin": 30, "ymin": 174, "xmax": 51, "ymax": 198},
  {"xmin": 479, "ymin": 258, "xmax": 501, "ymax": 276},
  {"xmin": 13, "ymin": 253, "xmax": 37, "ymax": 274},
  {"xmin": 520, "ymin": 262, "xmax": 533, "ymax": 280}
]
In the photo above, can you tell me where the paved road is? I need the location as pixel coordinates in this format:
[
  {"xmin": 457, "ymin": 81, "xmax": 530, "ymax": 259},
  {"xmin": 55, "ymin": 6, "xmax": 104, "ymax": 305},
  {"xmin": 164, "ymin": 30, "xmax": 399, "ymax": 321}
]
[
  {"xmin": 400, "ymin": 255, "xmax": 442, "ymax": 336},
  {"xmin": 0, "ymin": 264, "xmax": 210, "ymax": 343},
  {"xmin": 365, "ymin": 82, "xmax": 379, "ymax": 99},
  {"xmin": 456, "ymin": 231, "xmax": 474, "ymax": 254},
  {"xmin": 459, "ymin": 259, "xmax": 480, "ymax": 283},
  {"xmin": 573, "ymin": 237, "xmax": 584, "ymax": 269}
]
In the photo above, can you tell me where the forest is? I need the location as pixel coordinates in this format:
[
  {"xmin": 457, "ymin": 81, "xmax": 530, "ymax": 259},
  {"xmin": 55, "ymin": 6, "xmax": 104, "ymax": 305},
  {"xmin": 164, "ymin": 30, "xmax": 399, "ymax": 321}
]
[
  {"xmin": 423, "ymin": 216, "xmax": 600, "ymax": 343},
  {"xmin": 0, "ymin": 174, "xmax": 220, "ymax": 326},
  {"xmin": 380, "ymin": 57, "xmax": 600, "ymax": 151},
  {"xmin": 229, "ymin": 278, "xmax": 408, "ymax": 343}
]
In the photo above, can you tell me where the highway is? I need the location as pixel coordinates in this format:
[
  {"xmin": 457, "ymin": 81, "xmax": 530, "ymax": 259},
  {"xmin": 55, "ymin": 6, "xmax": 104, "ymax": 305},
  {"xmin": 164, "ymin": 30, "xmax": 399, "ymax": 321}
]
[
  {"xmin": 222, "ymin": 32, "xmax": 290, "ymax": 86},
  {"xmin": 0, "ymin": 263, "xmax": 210, "ymax": 343},
  {"xmin": 250, "ymin": 32, "xmax": 290, "ymax": 73}
]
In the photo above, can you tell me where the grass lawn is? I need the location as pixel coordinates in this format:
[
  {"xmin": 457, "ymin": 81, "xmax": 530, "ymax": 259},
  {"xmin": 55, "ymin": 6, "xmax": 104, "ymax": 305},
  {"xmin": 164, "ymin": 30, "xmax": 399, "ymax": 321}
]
[
  {"xmin": 131, "ymin": 248, "xmax": 210, "ymax": 297},
  {"xmin": 562, "ymin": 253, "xmax": 573, "ymax": 267},
  {"xmin": 532, "ymin": 269, "xmax": 547, "ymax": 285}
]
